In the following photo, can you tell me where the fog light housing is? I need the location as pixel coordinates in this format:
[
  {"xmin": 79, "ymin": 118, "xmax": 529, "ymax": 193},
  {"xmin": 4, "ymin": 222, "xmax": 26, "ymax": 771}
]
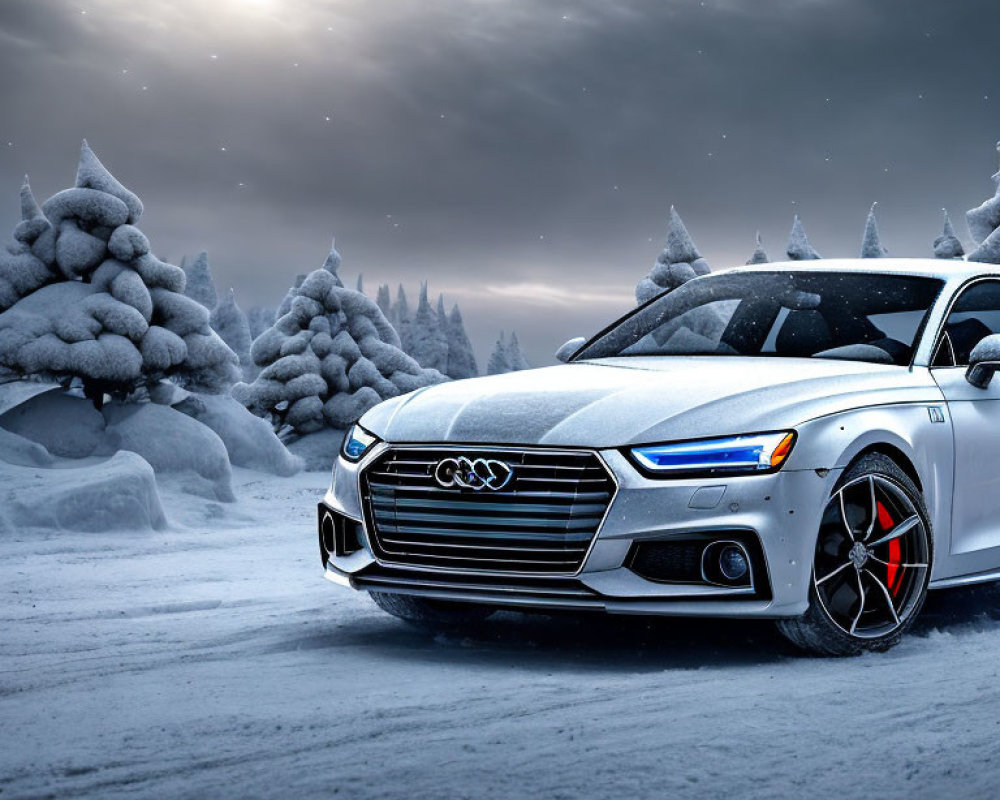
[
  {"xmin": 719, "ymin": 545, "xmax": 749, "ymax": 581},
  {"xmin": 701, "ymin": 540, "xmax": 753, "ymax": 588}
]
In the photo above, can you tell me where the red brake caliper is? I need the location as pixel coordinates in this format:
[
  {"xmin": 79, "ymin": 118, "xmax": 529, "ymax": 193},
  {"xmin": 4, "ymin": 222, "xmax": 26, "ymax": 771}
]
[{"xmin": 876, "ymin": 501, "xmax": 902, "ymax": 595}]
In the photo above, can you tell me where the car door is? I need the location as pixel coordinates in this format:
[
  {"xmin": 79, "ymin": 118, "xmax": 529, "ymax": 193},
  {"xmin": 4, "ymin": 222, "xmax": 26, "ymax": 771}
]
[{"xmin": 931, "ymin": 278, "xmax": 1000, "ymax": 561}]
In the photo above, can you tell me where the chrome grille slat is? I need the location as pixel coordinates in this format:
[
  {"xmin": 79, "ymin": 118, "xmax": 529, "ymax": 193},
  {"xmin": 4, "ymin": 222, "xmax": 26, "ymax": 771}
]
[
  {"xmin": 375, "ymin": 524, "xmax": 596, "ymax": 542},
  {"xmin": 367, "ymin": 483, "xmax": 611, "ymax": 501},
  {"xmin": 372, "ymin": 510, "xmax": 601, "ymax": 530},
  {"xmin": 361, "ymin": 447, "xmax": 616, "ymax": 575},
  {"xmin": 379, "ymin": 537, "xmax": 589, "ymax": 554},
  {"xmin": 371, "ymin": 495, "xmax": 608, "ymax": 516}
]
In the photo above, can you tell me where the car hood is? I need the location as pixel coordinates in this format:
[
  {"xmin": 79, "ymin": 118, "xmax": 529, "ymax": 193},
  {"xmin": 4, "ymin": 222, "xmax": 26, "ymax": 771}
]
[{"xmin": 360, "ymin": 356, "xmax": 941, "ymax": 449}]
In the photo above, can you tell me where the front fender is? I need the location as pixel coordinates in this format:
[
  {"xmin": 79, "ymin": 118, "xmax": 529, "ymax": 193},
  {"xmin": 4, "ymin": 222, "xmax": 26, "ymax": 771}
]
[{"xmin": 789, "ymin": 403, "xmax": 953, "ymax": 574}]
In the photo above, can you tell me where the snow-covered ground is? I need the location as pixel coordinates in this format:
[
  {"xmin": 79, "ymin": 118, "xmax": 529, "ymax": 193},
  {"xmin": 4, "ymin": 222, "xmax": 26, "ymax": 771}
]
[{"xmin": 3, "ymin": 469, "xmax": 1000, "ymax": 800}]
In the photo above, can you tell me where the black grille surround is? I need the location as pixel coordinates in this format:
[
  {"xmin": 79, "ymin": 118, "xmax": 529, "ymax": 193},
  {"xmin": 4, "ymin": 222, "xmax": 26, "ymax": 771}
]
[{"xmin": 360, "ymin": 446, "xmax": 618, "ymax": 576}]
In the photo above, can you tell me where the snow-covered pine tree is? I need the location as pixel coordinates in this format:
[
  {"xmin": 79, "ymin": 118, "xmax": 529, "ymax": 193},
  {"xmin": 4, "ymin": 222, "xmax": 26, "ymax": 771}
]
[
  {"xmin": 444, "ymin": 302, "xmax": 478, "ymax": 379},
  {"xmin": 408, "ymin": 282, "xmax": 449, "ymax": 372},
  {"xmin": 967, "ymin": 143, "xmax": 1000, "ymax": 264},
  {"xmin": 860, "ymin": 202, "xmax": 888, "ymax": 258},
  {"xmin": 786, "ymin": 215, "xmax": 821, "ymax": 260},
  {"xmin": 322, "ymin": 238, "xmax": 343, "ymax": 282},
  {"xmin": 635, "ymin": 206, "xmax": 710, "ymax": 304},
  {"xmin": 277, "ymin": 274, "xmax": 307, "ymax": 319},
  {"xmin": 247, "ymin": 306, "xmax": 276, "ymax": 340},
  {"xmin": 183, "ymin": 251, "xmax": 219, "ymax": 310},
  {"xmin": 0, "ymin": 141, "xmax": 239, "ymax": 407},
  {"xmin": 393, "ymin": 284, "xmax": 413, "ymax": 352},
  {"xmin": 506, "ymin": 331, "xmax": 530, "ymax": 371},
  {"xmin": 356, "ymin": 274, "xmax": 364, "ymax": 294},
  {"xmin": 210, "ymin": 289, "xmax": 255, "ymax": 381},
  {"xmin": 376, "ymin": 284, "xmax": 392, "ymax": 324},
  {"xmin": 746, "ymin": 231, "xmax": 769, "ymax": 264},
  {"xmin": 933, "ymin": 209, "xmax": 965, "ymax": 259},
  {"xmin": 233, "ymin": 244, "xmax": 446, "ymax": 435},
  {"xmin": 967, "ymin": 142, "xmax": 1000, "ymax": 245},
  {"xmin": 487, "ymin": 332, "xmax": 512, "ymax": 375}
]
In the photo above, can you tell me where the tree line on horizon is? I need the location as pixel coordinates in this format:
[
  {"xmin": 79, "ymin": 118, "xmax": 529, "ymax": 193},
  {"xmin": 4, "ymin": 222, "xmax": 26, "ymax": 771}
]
[{"xmin": 2, "ymin": 139, "xmax": 1000, "ymax": 440}]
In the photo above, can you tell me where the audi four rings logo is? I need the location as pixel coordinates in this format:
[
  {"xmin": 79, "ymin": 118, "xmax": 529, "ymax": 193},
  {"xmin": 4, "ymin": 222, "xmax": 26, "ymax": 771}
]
[{"xmin": 433, "ymin": 456, "xmax": 515, "ymax": 491}]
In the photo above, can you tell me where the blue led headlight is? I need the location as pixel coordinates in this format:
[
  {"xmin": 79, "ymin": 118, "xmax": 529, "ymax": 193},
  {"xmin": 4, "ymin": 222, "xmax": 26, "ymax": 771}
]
[
  {"xmin": 629, "ymin": 431, "xmax": 796, "ymax": 478},
  {"xmin": 341, "ymin": 424, "xmax": 380, "ymax": 462}
]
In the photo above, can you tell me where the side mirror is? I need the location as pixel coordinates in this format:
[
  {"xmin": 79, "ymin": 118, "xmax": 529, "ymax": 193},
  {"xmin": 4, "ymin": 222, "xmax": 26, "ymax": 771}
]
[
  {"xmin": 555, "ymin": 336, "xmax": 587, "ymax": 364},
  {"xmin": 966, "ymin": 333, "xmax": 1000, "ymax": 388}
]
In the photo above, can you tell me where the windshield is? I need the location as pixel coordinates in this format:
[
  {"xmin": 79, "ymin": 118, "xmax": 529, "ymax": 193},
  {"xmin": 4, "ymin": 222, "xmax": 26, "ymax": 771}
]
[{"xmin": 575, "ymin": 271, "xmax": 944, "ymax": 366}]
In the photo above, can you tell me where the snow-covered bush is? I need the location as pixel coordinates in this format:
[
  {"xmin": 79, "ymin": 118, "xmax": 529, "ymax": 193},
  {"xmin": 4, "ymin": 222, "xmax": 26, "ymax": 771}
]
[
  {"xmin": 0, "ymin": 142, "xmax": 240, "ymax": 406},
  {"xmin": 967, "ymin": 142, "xmax": 1000, "ymax": 264},
  {"xmin": 746, "ymin": 232, "xmax": 769, "ymax": 265},
  {"xmin": 635, "ymin": 206, "xmax": 710, "ymax": 304},
  {"xmin": 860, "ymin": 202, "xmax": 888, "ymax": 258},
  {"xmin": 934, "ymin": 210, "xmax": 965, "ymax": 259},
  {"xmin": 786, "ymin": 215, "xmax": 822, "ymax": 260},
  {"xmin": 233, "ymin": 243, "xmax": 446, "ymax": 435}
]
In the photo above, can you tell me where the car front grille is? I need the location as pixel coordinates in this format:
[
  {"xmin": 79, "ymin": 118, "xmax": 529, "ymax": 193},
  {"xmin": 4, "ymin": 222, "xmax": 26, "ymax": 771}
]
[{"xmin": 360, "ymin": 447, "xmax": 616, "ymax": 575}]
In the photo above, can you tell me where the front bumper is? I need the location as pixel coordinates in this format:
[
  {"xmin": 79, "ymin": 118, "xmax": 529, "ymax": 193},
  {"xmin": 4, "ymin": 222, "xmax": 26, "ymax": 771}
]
[{"xmin": 321, "ymin": 443, "xmax": 838, "ymax": 619}]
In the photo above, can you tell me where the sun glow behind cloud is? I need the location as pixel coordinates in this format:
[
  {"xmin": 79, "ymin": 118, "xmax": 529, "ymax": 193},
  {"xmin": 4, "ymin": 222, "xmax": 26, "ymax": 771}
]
[{"xmin": 480, "ymin": 282, "xmax": 634, "ymax": 308}]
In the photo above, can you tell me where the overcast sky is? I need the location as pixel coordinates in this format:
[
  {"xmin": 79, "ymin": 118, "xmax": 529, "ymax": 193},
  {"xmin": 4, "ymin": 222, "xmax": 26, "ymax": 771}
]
[{"xmin": 1, "ymin": 0, "xmax": 998, "ymax": 366}]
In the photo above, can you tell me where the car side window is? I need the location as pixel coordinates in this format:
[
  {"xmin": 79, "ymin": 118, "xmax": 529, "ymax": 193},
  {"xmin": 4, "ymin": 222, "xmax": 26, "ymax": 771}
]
[{"xmin": 933, "ymin": 280, "xmax": 1000, "ymax": 367}]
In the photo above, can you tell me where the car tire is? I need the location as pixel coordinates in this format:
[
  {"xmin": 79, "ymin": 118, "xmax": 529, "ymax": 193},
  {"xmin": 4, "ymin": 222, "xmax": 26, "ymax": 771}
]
[
  {"xmin": 369, "ymin": 591, "xmax": 494, "ymax": 631},
  {"xmin": 776, "ymin": 452, "xmax": 933, "ymax": 656}
]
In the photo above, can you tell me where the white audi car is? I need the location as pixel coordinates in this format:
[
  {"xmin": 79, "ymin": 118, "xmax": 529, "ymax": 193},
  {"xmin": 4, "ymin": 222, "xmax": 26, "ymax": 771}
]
[{"xmin": 319, "ymin": 259, "xmax": 1000, "ymax": 655}]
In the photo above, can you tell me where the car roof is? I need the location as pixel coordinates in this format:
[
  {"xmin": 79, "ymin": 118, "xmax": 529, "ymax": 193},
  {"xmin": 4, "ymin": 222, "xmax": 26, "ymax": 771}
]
[{"xmin": 714, "ymin": 257, "xmax": 1000, "ymax": 285}]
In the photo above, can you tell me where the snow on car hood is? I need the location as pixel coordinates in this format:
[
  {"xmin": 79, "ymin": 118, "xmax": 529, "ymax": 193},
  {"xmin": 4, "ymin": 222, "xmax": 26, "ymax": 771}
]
[{"xmin": 360, "ymin": 356, "xmax": 942, "ymax": 448}]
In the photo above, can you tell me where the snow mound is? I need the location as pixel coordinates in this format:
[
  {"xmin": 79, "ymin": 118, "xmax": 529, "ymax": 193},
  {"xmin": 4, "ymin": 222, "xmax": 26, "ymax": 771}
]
[
  {"xmin": 0, "ymin": 388, "xmax": 107, "ymax": 458},
  {"xmin": 173, "ymin": 393, "xmax": 302, "ymax": 477},
  {"xmin": 0, "ymin": 450, "xmax": 165, "ymax": 533},
  {"xmin": 0, "ymin": 426, "xmax": 54, "ymax": 467},
  {"xmin": 0, "ymin": 379, "xmax": 60, "ymax": 416},
  {"xmin": 103, "ymin": 402, "xmax": 235, "ymax": 502}
]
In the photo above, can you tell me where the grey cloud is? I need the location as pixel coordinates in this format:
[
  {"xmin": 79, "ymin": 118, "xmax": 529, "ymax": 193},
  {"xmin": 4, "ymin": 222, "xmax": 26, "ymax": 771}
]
[{"xmin": 0, "ymin": 0, "xmax": 998, "ymax": 366}]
